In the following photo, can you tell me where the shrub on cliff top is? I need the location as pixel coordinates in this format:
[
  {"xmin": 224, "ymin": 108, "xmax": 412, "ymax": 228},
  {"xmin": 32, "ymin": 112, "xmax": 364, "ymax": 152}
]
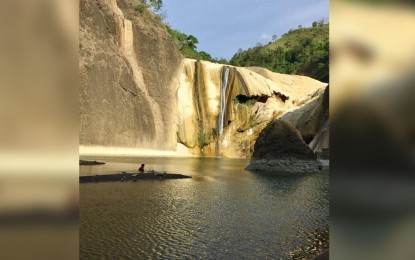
[
  {"xmin": 140, "ymin": 0, "xmax": 163, "ymax": 12},
  {"xmin": 134, "ymin": 3, "xmax": 146, "ymax": 13}
]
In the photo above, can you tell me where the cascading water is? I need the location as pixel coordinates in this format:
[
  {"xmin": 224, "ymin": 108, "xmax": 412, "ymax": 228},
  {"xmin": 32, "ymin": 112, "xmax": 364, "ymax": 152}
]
[{"xmin": 218, "ymin": 67, "xmax": 230, "ymax": 136}]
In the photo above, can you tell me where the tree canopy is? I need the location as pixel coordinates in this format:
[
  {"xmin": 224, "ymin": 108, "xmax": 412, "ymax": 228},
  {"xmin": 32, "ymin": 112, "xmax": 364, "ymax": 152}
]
[
  {"xmin": 166, "ymin": 25, "xmax": 228, "ymax": 64},
  {"xmin": 230, "ymin": 21, "xmax": 329, "ymax": 82},
  {"xmin": 140, "ymin": 0, "xmax": 163, "ymax": 11}
]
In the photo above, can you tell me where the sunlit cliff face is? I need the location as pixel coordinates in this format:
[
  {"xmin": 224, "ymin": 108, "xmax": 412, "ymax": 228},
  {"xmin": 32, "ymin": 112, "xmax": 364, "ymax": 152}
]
[
  {"xmin": 79, "ymin": 0, "xmax": 183, "ymax": 152},
  {"xmin": 77, "ymin": 0, "xmax": 328, "ymax": 158},
  {"xmin": 176, "ymin": 59, "xmax": 326, "ymax": 158}
]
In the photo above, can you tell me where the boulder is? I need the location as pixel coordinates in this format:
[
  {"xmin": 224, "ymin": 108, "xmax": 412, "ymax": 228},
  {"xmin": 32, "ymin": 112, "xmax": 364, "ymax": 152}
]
[{"xmin": 246, "ymin": 119, "xmax": 319, "ymax": 173}]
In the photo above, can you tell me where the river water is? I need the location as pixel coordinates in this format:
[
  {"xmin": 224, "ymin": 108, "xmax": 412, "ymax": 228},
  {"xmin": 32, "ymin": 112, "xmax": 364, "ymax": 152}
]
[{"xmin": 80, "ymin": 156, "xmax": 329, "ymax": 259}]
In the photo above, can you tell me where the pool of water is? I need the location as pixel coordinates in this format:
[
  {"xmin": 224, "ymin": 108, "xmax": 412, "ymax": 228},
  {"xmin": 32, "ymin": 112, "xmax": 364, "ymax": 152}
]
[{"xmin": 80, "ymin": 156, "xmax": 329, "ymax": 259}]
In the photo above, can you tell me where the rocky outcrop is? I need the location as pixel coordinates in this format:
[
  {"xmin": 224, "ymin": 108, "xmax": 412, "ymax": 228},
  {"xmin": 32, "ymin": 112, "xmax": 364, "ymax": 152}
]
[
  {"xmin": 80, "ymin": 172, "xmax": 191, "ymax": 183},
  {"xmin": 246, "ymin": 119, "xmax": 319, "ymax": 173},
  {"xmin": 309, "ymin": 121, "xmax": 329, "ymax": 159},
  {"xmin": 79, "ymin": 160, "xmax": 105, "ymax": 165},
  {"xmin": 281, "ymin": 85, "xmax": 329, "ymax": 158},
  {"xmin": 79, "ymin": 0, "xmax": 328, "ymax": 158},
  {"xmin": 176, "ymin": 60, "xmax": 327, "ymax": 157},
  {"xmin": 282, "ymin": 86, "xmax": 329, "ymax": 143},
  {"xmin": 80, "ymin": 0, "xmax": 182, "ymax": 152}
]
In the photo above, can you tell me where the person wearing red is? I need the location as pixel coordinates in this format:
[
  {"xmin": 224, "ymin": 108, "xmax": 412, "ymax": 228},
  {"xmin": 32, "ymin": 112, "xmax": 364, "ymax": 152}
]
[{"xmin": 138, "ymin": 164, "xmax": 145, "ymax": 173}]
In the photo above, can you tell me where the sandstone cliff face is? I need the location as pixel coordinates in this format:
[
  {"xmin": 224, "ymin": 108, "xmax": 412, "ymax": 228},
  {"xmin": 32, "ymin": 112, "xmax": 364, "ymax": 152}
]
[
  {"xmin": 176, "ymin": 59, "xmax": 326, "ymax": 158},
  {"xmin": 80, "ymin": 0, "xmax": 182, "ymax": 153},
  {"xmin": 282, "ymin": 86, "xmax": 329, "ymax": 143},
  {"xmin": 80, "ymin": 0, "xmax": 327, "ymax": 158},
  {"xmin": 281, "ymin": 85, "xmax": 329, "ymax": 157}
]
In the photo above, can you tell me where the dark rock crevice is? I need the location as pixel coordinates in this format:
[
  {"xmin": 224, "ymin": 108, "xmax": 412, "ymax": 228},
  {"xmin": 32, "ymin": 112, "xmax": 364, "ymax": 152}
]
[
  {"xmin": 273, "ymin": 91, "xmax": 289, "ymax": 103},
  {"xmin": 234, "ymin": 94, "xmax": 269, "ymax": 105},
  {"xmin": 118, "ymin": 82, "xmax": 138, "ymax": 97}
]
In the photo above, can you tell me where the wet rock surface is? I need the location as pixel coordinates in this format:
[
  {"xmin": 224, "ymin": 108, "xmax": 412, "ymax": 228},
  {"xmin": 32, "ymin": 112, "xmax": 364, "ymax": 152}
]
[
  {"xmin": 177, "ymin": 60, "xmax": 327, "ymax": 158},
  {"xmin": 80, "ymin": 171, "xmax": 191, "ymax": 183},
  {"xmin": 79, "ymin": 160, "xmax": 106, "ymax": 165}
]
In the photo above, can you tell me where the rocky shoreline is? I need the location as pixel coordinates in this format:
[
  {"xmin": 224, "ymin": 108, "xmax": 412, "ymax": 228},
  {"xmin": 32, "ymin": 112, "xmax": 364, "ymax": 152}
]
[
  {"xmin": 79, "ymin": 160, "xmax": 106, "ymax": 165},
  {"xmin": 246, "ymin": 158, "xmax": 320, "ymax": 173},
  {"xmin": 80, "ymin": 172, "xmax": 191, "ymax": 183}
]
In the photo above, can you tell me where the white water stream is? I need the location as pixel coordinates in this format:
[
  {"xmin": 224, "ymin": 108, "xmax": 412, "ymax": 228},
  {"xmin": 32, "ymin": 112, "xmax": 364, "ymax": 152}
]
[{"xmin": 218, "ymin": 67, "xmax": 230, "ymax": 136}]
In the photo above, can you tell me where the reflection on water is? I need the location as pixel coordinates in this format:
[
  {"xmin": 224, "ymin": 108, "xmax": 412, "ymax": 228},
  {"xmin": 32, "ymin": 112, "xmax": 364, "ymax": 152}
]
[{"xmin": 80, "ymin": 157, "xmax": 328, "ymax": 259}]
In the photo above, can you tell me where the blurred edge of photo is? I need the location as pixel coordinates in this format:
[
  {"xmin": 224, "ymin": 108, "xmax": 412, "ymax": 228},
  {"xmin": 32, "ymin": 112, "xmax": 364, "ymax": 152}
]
[
  {"xmin": 0, "ymin": 0, "xmax": 78, "ymax": 259},
  {"xmin": 0, "ymin": 0, "xmax": 414, "ymax": 259},
  {"xmin": 331, "ymin": 0, "xmax": 415, "ymax": 259}
]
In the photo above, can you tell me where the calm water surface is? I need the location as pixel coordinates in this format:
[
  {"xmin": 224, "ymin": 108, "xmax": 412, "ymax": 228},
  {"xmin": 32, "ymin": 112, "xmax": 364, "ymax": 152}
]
[{"xmin": 80, "ymin": 156, "xmax": 329, "ymax": 259}]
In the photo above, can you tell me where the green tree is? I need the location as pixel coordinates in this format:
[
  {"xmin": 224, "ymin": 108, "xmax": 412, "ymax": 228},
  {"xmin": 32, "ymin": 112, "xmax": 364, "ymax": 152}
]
[
  {"xmin": 230, "ymin": 24, "xmax": 329, "ymax": 82},
  {"xmin": 317, "ymin": 18, "xmax": 326, "ymax": 26},
  {"xmin": 198, "ymin": 51, "xmax": 212, "ymax": 61},
  {"xmin": 134, "ymin": 0, "xmax": 163, "ymax": 13},
  {"xmin": 185, "ymin": 35, "xmax": 199, "ymax": 49},
  {"xmin": 166, "ymin": 25, "xmax": 226, "ymax": 63},
  {"xmin": 140, "ymin": 0, "xmax": 163, "ymax": 11},
  {"xmin": 215, "ymin": 58, "xmax": 229, "ymax": 64}
]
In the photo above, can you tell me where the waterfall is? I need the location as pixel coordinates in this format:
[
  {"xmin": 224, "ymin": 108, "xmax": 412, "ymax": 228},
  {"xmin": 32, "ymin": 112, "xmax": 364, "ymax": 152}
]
[{"xmin": 218, "ymin": 67, "xmax": 230, "ymax": 136}]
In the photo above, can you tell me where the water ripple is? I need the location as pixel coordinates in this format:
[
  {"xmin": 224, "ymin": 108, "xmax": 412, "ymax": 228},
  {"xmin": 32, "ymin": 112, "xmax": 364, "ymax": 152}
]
[{"xmin": 80, "ymin": 158, "xmax": 328, "ymax": 259}]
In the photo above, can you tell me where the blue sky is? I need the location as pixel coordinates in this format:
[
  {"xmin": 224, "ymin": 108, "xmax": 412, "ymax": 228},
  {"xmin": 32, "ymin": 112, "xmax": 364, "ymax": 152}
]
[{"xmin": 162, "ymin": 0, "xmax": 329, "ymax": 60}]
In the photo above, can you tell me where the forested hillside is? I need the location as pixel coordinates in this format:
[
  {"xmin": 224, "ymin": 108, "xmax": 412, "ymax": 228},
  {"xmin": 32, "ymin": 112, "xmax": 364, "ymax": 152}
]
[
  {"xmin": 230, "ymin": 21, "xmax": 329, "ymax": 82},
  {"xmin": 135, "ymin": 1, "xmax": 328, "ymax": 81}
]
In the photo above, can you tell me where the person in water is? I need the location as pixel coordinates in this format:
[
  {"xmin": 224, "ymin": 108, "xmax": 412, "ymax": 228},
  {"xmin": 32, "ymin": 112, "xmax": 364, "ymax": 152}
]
[{"xmin": 138, "ymin": 164, "xmax": 145, "ymax": 173}]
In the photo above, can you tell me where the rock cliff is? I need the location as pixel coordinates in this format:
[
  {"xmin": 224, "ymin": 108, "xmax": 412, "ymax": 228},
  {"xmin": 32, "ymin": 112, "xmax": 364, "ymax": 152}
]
[
  {"xmin": 176, "ymin": 60, "xmax": 326, "ymax": 157},
  {"xmin": 282, "ymin": 86, "xmax": 329, "ymax": 143},
  {"xmin": 80, "ymin": 0, "xmax": 182, "ymax": 153},
  {"xmin": 282, "ymin": 85, "xmax": 329, "ymax": 158},
  {"xmin": 79, "ymin": 0, "xmax": 328, "ymax": 158}
]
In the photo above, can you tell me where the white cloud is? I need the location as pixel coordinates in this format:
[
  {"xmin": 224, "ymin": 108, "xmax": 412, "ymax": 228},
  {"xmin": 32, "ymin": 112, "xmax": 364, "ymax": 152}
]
[{"xmin": 259, "ymin": 33, "xmax": 272, "ymax": 41}]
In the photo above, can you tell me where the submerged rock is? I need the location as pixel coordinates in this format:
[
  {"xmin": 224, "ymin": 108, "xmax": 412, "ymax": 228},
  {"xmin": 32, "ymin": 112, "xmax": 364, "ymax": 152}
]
[
  {"xmin": 79, "ymin": 160, "xmax": 105, "ymax": 165},
  {"xmin": 246, "ymin": 119, "xmax": 319, "ymax": 173}
]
